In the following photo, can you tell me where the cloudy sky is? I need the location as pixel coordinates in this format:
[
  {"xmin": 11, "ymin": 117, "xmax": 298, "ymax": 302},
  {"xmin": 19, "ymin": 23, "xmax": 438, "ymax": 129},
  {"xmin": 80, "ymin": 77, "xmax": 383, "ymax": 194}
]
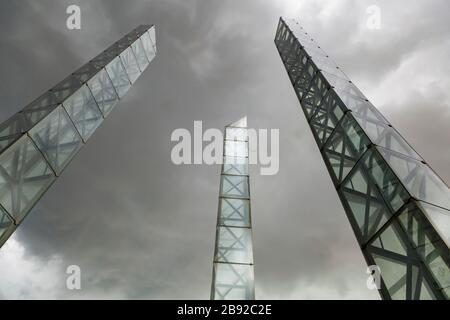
[{"xmin": 0, "ymin": 0, "xmax": 449, "ymax": 299}]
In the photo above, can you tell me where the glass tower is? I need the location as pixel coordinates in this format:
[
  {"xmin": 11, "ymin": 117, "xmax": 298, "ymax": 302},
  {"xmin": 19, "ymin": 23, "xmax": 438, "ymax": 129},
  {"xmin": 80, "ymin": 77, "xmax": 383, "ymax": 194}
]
[
  {"xmin": 211, "ymin": 117, "xmax": 255, "ymax": 300},
  {"xmin": 0, "ymin": 24, "xmax": 156, "ymax": 248},
  {"xmin": 275, "ymin": 17, "xmax": 450, "ymax": 299}
]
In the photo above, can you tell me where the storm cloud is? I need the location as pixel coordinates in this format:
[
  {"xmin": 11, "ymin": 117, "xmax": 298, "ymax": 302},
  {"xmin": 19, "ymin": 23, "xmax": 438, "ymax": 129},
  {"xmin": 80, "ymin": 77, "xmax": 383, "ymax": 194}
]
[{"xmin": 0, "ymin": 0, "xmax": 449, "ymax": 299}]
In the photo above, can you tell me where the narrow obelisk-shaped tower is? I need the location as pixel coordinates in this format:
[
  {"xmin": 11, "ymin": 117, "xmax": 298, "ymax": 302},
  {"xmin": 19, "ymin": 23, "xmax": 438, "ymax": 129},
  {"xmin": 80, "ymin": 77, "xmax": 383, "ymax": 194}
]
[{"xmin": 211, "ymin": 117, "xmax": 255, "ymax": 300}]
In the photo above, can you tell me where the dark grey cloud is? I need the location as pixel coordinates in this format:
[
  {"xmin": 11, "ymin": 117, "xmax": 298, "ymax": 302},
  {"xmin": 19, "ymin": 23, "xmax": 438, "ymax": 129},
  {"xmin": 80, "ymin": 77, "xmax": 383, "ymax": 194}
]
[{"xmin": 0, "ymin": 0, "xmax": 449, "ymax": 299}]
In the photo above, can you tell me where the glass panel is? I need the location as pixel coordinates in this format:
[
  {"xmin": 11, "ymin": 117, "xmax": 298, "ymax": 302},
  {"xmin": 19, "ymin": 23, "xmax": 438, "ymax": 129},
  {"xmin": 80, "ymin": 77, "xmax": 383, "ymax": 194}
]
[
  {"xmin": 29, "ymin": 106, "xmax": 83, "ymax": 175},
  {"xmin": 0, "ymin": 207, "xmax": 13, "ymax": 241},
  {"xmin": 140, "ymin": 31, "xmax": 156, "ymax": 62},
  {"xmin": 419, "ymin": 278, "xmax": 435, "ymax": 300},
  {"xmin": 62, "ymin": 85, "xmax": 103, "ymax": 141},
  {"xmin": 364, "ymin": 148, "xmax": 410, "ymax": 213},
  {"xmin": 313, "ymin": 55, "xmax": 347, "ymax": 79},
  {"xmin": 219, "ymin": 198, "xmax": 250, "ymax": 227},
  {"xmin": 377, "ymin": 147, "xmax": 450, "ymax": 210},
  {"xmin": 295, "ymin": 60, "xmax": 317, "ymax": 99},
  {"xmin": 90, "ymin": 49, "xmax": 117, "ymax": 69},
  {"xmin": 220, "ymin": 175, "xmax": 249, "ymax": 198},
  {"xmin": 324, "ymin": 71, "xmax": 366, "ymax": 101},
  {"xmin": 286, "ymin": 19, "xmax": 311, "ymax": 42},
  {"xmin": 228, "ymin": 117, "xmax": 247, "ymax": 128},
  {"xmin": 215, "ymin": 226, "xmax": 253, "ymax": 264},
  {"xmin": 224, "ymin": 140, "xmax": 248, "ymax": 157},
  {"xmin": 120, "ymin": 46, "xmax": 141, "ymax": 84},
  {"xmin": 346, "ymin": 98, "xmax": 389, "ymax": 125},
  {"xmin": 105, "ymin": 56, "xmax": 131, "ymax": 98},
  {"xmin": 287, "ymin": 49, "xmax": 309, "ymax": 82},
  {"xmin": 223, "ymin": 156, "xmax": 248, "ymax": 176},
  {"xmin": 22, "ymin": 91, "xmax": 59, "ymax": 128},
  {"xmin": 373, "ymin": 254, "xmax": 407, "ymax": 300},
  {"xmin": 87, "ymin": 68, "xmax": 119, "ymax": 117},
  {"xmin": 105, "ymin": 42, "xmax": 125, "ymax": 57},
  {"xmin": 372, "ymin": 224, "xmax": 407, "ymax": 256},
  {"xmin": 131, "ymin": 38, "xmax": 149, "ymax": 72},
  {"xmin": 212, "ymin": 263, "xmax": 254, "ymax": 300},
  {"xmin": 0, "ymin": 113, "xmax": 26, "ymax": 153},
  {"xmin": 444, "ymin": 287, "xmax": 450, "ymax": 299},
  {"xmin": 370, "ymin": 223, "xmax": 409, "ymax": 300},
  {"xmin": 148, "ymin": 26, "xmax": 156, "ymax": 52},
  {"xmin": 425, "ymin": 246, "xmax": 450, "ymax": 290},
  {"xmin": 225, "ymin": 127, "xmax": 248, "ymax": 141},
  {"xmin": 284, "ymin": 42, "xmax": 302, "ymax": 71},
  {"xmin": 323, "ymin": 114, "xmax": 370, "ymax": 183},
  {"xmin": 0, "ymin": 135, "xmax": 56, "ymax": 222},
  {"xmin": 275, "ymin": 19, "xmax": 284, "ymax": 43},
  {"xmin": 310, "ymin": 90, "xmax": 345, "ymax": 146},
  {"xmin": 51, "ymin": 75, "xmax": 82, "ymax": 103},
  {"xmin": 398, "ymin": 202, "xmax": 443, "ymax": 249},
  {"xmin": 352, "ymin": 113, "xmax": 421, "ymax": 160},
  {"xmin": 302, "ymin": 73, "xmax": 329, "ymax": 119},
  {"xmin": 302, "ymin": 40, "xmax": 327, "ymax": 58},
  {"xmin": 73, "ymin": 62, "xmax": 102, "ymax": 83},
  {"xmin": 117, "ymin": 34, "xmax": 137, "ymax": 47},
  {"xmin": 397, "ymin": 202, "xmax": 450, "ymax": 292},
  {"xmin": 341, "ymin": 167, "xmax": 392, "ymax": 242},
  {"xmin": 418, "ymin": 202, "xmax": 450, "ymax": 248},
  {"xmin": 279, "ymin": 30, "xmax": 295, "ymax": 60}
]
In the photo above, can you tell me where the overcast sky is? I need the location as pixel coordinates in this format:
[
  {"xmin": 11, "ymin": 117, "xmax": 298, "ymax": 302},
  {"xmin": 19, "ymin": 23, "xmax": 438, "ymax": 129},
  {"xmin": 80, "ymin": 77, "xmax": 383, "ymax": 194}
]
[{"xmin": 0, "ymin": 0, "xmax": 449, "ymax": 299}]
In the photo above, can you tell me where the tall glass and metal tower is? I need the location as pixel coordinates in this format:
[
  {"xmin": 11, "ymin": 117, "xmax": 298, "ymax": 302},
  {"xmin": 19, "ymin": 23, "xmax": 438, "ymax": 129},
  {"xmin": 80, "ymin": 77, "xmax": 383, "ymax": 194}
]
[
  {"xmin": 211, "ymin": 117, "xmax": 255, "ymax": 300},
  {"xmin": 0, "ymin": 24, "xmax": 156, "ymax": 248},
  {"xmin": 275, "ymin": 17, "xmax": 450, "ymax": 299}
]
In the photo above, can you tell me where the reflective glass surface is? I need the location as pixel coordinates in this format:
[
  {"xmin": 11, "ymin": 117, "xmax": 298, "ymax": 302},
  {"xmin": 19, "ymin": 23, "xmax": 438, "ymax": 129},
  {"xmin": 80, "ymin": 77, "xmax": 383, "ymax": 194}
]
[
  {"xmin": 220, "ymin": 175, "xmax": 249, "ymax": 198},
  {"xmin": 212, "ymin": 263, "xmax": 254, "ymax": 300},
  {"xmin": 22, "ymin": 91, "xmax": 59, "ymax": 128},
  {"xmin": 225, "ymin": 127, "xmax": 248, "ymax": 142},
  {"xmin": 0, "ymin": 207, "xmax": 13, "ymax": 242},
  {"xmin": 353, "ymin": 113, "xmax": 421, "ymax": 160},
  {"xmin": 131, "ymin": 38, "xmax": 150, "ymax": 72},
  {"xmin": 378, "ymin": 147, "xmax": 450, "ymax": 210},
  {"xmin": 62, "ymin": 85, "xmax": 103, "ymax": 141},
  {"xmin": 29, "ymin": 106, "xmax": 83, "ymax": 174},
  {"xmin": 223, "ymin": 156, "xmax": 248, "ymax": 176},
  {"xmin": 87, "ymin": 68, "xmax": 119, "ymax": 117},
  {"xmin": 0, "ymin": 113, "xmax": 26, "ymax": 153},
  {"xmin": 105, "ymin": 56, "xmax": 131, "ymax": 98},
  {"xmin": 140, "ymin": 30, "xmax": 156, "ymax": 62},
  {"xmin": 224, "ymin": 140, "xmax": 248, "ymax": 157},
  {"xmin": 120, "ymin": 47, "xmax": 141, "ymax": 84},
  {"xmin": 215, "ymin": 226, "xmax": 253, "ymax": 264},
  {"xmin": 418, "ymin": 202, "xmax": 450, "ymax": 247},
  {"xmin": 219, "ymin": 198, "xmax": 250, "ymax": 227},
  {"xmin": 0, "ymin": 135, "xmax": 55, "ymax": 223}
]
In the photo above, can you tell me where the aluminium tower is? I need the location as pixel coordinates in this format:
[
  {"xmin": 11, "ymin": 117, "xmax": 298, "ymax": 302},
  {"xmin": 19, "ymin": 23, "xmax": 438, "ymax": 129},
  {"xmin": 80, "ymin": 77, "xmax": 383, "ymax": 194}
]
[
  {"xmin": 0, "ymin": 24, "xmax": 156, "ymax": 248},
  {"xmin": 275, "ymin": 17, "xmax": 450, "ymax": 299}
]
